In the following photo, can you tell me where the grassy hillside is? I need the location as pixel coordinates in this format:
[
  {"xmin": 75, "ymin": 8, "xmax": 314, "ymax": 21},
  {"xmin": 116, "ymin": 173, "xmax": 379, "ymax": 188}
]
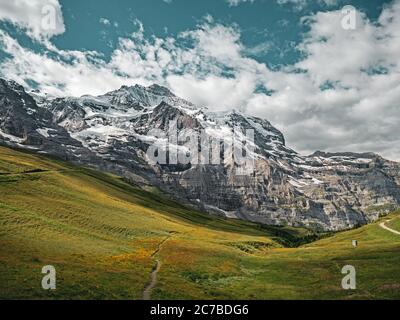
[
  {"xmin": 0, "ymin": 146, "xmax": 399, "ymax": 300},
  {"xmin": 387, "ymin": 215, "xmax": 400, "ymax": 231}
]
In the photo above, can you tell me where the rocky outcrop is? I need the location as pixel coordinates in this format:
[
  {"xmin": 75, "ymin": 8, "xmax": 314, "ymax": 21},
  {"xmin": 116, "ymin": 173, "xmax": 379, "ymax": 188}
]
[
  {"xmin": 0, "ymin": 78, "xmax": 399, "ymax": 231},
  {"xmin": 0, "ymin": 79, "xmax": 97, "ymax": 161}
]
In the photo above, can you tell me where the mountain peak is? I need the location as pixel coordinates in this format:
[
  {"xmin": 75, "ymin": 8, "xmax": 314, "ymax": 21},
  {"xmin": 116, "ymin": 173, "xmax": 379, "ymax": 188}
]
[
  {"xmin": 117, "ymin": 83, "xmax": 174, "ymax": 97},
  {"xmin": 0, "ymin": 78, "xmax": 26, "ymax": 94},
  {"xmin": 101, "ymin": 82, "xmax": 196, "ymax": 110},
  {"xmin": 147, "ymin": 84, "xmax": 174, "ymax": 96}
]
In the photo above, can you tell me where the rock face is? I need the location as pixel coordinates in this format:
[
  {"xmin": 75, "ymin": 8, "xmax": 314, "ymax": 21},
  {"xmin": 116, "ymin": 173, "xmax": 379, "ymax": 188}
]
[
  {"xmin": 0, "ymin": 79, "xmax": 96, "ymax": 161},
  {"xmin": 1, "ymin": 78, "xmax": 399, "ymax": 231}
]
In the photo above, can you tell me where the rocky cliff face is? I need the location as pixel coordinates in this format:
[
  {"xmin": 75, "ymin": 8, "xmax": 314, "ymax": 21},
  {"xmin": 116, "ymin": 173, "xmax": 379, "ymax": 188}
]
[
  {"xmin": 0, "ymin": 79, "xmax": 96, "ymax": 161},
  {"xmin": 1, "ymin": 78, "xmax": 399, "ymax": 231}
]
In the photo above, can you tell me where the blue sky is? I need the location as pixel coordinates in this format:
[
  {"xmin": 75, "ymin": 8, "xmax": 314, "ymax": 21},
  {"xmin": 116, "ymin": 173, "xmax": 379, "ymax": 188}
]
[
  {"xmin": 0, "ymin": 0, "xmax": 399, "ymax": 160},
  {"xmin": 54, "ymin": 0, "xmax": 387, "ymax": 67},
  {"xmin": 1, "ymin": 0, "xmax": 389, "ymax": 67}
]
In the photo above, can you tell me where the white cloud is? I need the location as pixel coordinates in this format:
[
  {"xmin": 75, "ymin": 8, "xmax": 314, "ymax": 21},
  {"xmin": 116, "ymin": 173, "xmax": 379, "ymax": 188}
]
[
  {"xmin": 99, "ymin": 17, "xmax": 111, "ymax": 26},
  {"xmin": 277, "ymin": 0, "xmax": 339, "ymax": 10},
  {"xmin": 0, "ymin": 2, "xmax": 400, "ymax": 161},
  {"xmin": 262, "ymin": 1, "xmax": 400, "ymax": 159},
  {"xmin": 167, "ymin": 72, "xmax": 259, "ymax": 112},
  {"xmin": 244, "ymin": 42, "xmax": 273, "ymax": 57},
  {"xmin": 0, "ymin": 30, "xmax": 138, "ymax": 97},
  {"xmin": 0, "ymin": 0, "xmax": 65, "ymax": 41},
  {"xmin": 226, "ymin": 0, "xmax": 254, "ymax": 7}
]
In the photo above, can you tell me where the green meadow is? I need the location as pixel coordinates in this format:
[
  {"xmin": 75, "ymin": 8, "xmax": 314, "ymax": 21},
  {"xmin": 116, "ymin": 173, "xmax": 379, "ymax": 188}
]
[{"xmin": 0, "ymin": 146, "xmax": 399, "ymax": 300}]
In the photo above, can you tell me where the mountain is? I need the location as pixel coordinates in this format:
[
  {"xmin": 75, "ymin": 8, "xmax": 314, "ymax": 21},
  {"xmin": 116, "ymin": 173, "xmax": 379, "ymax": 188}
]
[{"xmin": 1, "ymin": 78, "xmax": 399, "ymax": 231}]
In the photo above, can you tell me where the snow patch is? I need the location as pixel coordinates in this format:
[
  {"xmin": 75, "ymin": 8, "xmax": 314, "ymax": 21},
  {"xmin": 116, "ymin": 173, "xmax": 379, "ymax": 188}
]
[
  {"xmin": 36, "ymin": 128, "xmax": 55, "ymax": 138},
  {"xmin": 0, "ymin": 130, "xmax": 25, "ymax": 143}
]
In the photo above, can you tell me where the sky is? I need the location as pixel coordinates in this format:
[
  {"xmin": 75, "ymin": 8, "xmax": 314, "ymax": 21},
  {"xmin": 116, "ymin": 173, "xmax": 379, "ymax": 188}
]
[{"xmin": 0, "ymin": 0, "xmax": 399, "ymax": 161}]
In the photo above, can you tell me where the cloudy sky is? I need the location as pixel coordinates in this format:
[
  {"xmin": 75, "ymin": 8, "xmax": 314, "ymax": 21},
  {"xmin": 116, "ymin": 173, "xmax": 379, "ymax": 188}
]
[{"xmin": 0, "ymin": 0, "xmax": 399, "ymax": 160}]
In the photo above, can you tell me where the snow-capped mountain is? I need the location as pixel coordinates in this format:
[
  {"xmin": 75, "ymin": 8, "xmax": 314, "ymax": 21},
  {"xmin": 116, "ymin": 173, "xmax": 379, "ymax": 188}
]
[{"xmin": 1, "ymin": 78, "xmax": 399, "ymax": 231}]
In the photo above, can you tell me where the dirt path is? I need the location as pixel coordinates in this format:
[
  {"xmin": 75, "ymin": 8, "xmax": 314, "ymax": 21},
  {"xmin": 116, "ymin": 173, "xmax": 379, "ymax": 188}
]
[
  {"xmin": 143, "ymin": 260, "xmax": 162, "ymax": 300},
  {"xmin": 142, "ymin": 236, "xmax": 170, "ymax": 300},
  {"xmin": 379, "ymin": 220, "xmax": 400, "ymax": 235}
]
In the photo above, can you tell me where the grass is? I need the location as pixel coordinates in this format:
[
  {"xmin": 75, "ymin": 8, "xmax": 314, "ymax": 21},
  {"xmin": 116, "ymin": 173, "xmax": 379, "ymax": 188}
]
[
  {"xmin": 0, "ymin": 146, "xmax": 399, "ymax": 300},
  {"xmin": 387, "ymin": 215, "xmax": 400, "ymax": 231}
]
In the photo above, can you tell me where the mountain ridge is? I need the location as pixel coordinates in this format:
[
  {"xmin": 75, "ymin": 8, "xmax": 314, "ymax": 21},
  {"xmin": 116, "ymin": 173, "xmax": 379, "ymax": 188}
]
[{"xmin": 1, "ymin": 78, "xmax": 399, "ymax": 231}]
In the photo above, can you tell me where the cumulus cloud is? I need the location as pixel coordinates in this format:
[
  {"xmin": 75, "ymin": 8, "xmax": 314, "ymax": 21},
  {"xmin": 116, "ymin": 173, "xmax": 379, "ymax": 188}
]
[
  {"xmin": 0, "ymin": 1, "xmax": 399, "ymax": 161},
  {"xmin": 277, "ymin": 1, "xmax": 400, "ymax": 159},
  {"xmin": 0, "ymin": 30, "xmax": 140, "ymax": 97},
  {"xmin": 0, "ymin": 0, "xmax": 65, "ymax": 41}
]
